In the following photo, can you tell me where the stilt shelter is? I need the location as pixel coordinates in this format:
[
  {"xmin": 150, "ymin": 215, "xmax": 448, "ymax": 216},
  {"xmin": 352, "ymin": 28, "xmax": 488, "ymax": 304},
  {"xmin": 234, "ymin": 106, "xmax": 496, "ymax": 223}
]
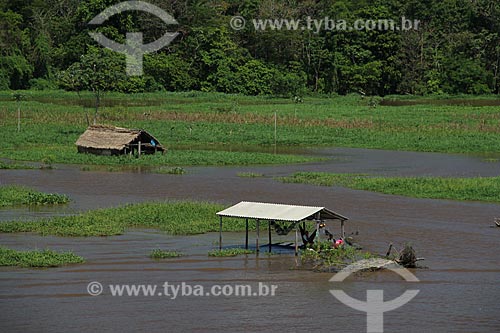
[{"xmin": 216, "ymin": 201, "xmax": 349, "ymax": 255}]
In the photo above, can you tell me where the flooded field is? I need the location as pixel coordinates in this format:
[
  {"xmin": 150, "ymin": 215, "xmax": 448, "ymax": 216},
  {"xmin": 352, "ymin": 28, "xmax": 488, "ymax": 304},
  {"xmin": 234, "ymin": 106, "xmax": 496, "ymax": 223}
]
[
  {"xmin": 381, "ymin": 98, "xmax": 500, "ymax": 107},
  {"xmin": 1, "ymin": 147, "xmax": 499, "ymax": 332}
]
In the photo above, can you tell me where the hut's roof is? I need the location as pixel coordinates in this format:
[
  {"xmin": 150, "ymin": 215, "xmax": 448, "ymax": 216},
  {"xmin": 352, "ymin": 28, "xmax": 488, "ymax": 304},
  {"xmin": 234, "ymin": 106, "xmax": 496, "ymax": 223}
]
[
  {"xmin": 217, "ymin": 201, "xmax": 348, "ymax": 222},
  {"xmin": 75, "ymin": 125, "xmax": 159, "ymax": 150}
]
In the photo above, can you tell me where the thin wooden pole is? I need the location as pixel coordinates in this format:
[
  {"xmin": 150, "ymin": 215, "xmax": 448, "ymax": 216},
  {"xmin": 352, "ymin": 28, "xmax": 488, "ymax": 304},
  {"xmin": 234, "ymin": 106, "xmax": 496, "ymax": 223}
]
[
  {"xmin": 256, "ymin": 219, "xmax": 260, "ymax": 253},
  {"xmin": 138, "ymin": 141, "xmax": 141, "ymax": 156},
  {"xmin": 17, "ymin": 104, "xmax": 20, "ymax": 132},
  {"xmin": 274, "ymin": 111, "xmax": 277, "ymax": 154},
  {"xmin": 268, "ymin": 221, "xmax": 272, "ymax": 253},
  {"xmin": 219, "ymin": 216, "xmax": 223, "ymax": 250},
  {"xmin": 341, "ymin": 220, "xmax": 345, "ymax": 239},
  {"xmin": 245, "ymin": 218, "xmax": 249, "ymax": 249}
]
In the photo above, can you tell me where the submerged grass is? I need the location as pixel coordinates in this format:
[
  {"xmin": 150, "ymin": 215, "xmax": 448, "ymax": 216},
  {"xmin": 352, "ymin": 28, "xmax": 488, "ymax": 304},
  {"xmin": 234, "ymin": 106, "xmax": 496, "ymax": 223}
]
[
  {"xmin": 0, "ymin": 185, "xmax": 69, "ymax": 207},
  {"xmin": 280, "ymin": 172, "xmax": 500, "ymax": 202},
  {"xmin": 156, "ymin": 166, "xmax": 186, "ymax": 175},
  {"xmin": 150, "ymin": 249, "xmax": 183, "ymax": 259},
  {"xmin": 208, "ymin": 248, "xmax": 255, "ymax": 257},
  {"xmin": 0, "ymin": 201, "xmax": 253, "ymax": 237},
  {"xmin": 0, "ymin": 247, "xmax": 84, "ymax": 267},
  {"xmin": 237, "ymin": 172, "xmax": 264, "ymax": 178}
]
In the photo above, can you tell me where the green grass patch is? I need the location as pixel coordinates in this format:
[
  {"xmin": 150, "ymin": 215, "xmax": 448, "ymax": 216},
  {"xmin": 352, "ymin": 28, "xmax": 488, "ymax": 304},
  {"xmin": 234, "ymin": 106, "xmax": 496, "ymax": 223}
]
[
  {"xmin": 280, "ymin": 172, "xmax": 500, "ymax": 202},
  {"xmin": 237, "ymin": 172, "xmax": 264, "ymax": 178},
  {"xmin": 0, "ymin": 247, "xmax": 84, "ymax": 267},
  {"xmin": 301, "ymin": 242, "xmax": 376, "ymax": 269},
  {"xmin": 1, "ymin": 91, "xmax": 500, "ymax": 164},
  {"xmin": 0, "ymin": 201, "xmax": 254, "ymax": 237},
  {"xmin": 149, "ymin": 249, "xmax": 183, "ymax": 259},
  {"xmin": 0, "ymin": 161, "xmax": 34, "ymax": 170},
  {"xmin": 0, "ymin": 139, "xmax": 317, "ymax": 167},
  {"xmin": 208, "ymin": 248, "xmax": 255, "ymax": 257},
  {"xmin": 0, "ymin": 185, "xmax": 69, "ymax": 207}
]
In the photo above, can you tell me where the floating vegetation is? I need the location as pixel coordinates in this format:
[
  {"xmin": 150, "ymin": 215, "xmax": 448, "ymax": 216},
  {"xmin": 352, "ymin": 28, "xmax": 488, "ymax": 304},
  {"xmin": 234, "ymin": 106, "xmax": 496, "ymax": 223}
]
[
  {"xmin": 0, "ymin": 201, "xmax": 252, "ymax": 237},
  {"xmin": 157, "ymin": 166, "xmax": 186, "ymax": 175},
  {"xmin": 150, "ymin": 249, "xmax": 183, "ymax": 259},
  {"xmin": 208, "ymin": 248, "xmax": 255, "ymax": 257},
  {"xmin": 280, "ymin": 172, "xmax": 500, "ymax": 202},
  {"xmin": 237, "ymin": 172, "xmax": 264, "ymax": 178},
  {"xmin": 0, "ymin": 185, "xmax": 69, "ymax": 207},
  {"xmin": 0, "ymin": 247, "xmax": 84, "ymax": 268},
  {"xmin": 300, "ymin": 242, "xmax": 376, "ymax": 272}
]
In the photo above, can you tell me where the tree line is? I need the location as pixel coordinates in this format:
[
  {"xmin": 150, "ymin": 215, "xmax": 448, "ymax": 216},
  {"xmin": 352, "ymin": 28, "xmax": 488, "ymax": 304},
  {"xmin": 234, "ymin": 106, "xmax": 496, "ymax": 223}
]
[{"xmin": 1, "ymin": 0, "xmax": 499, "ymax": 96}]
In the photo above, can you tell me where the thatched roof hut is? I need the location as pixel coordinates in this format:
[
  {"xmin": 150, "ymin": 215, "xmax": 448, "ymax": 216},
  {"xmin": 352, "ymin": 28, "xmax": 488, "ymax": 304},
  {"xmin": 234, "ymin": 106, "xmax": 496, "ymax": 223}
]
[{"xmin": 75, "ymin": 125, "xmax": 165, "ymax": 156}]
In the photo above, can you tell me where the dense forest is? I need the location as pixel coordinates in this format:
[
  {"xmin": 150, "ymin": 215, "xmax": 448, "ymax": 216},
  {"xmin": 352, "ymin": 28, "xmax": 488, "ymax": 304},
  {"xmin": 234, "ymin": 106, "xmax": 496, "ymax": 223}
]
[{"xmin": 1, "ymin": 0, "xmax": 499, "ymax": 96}]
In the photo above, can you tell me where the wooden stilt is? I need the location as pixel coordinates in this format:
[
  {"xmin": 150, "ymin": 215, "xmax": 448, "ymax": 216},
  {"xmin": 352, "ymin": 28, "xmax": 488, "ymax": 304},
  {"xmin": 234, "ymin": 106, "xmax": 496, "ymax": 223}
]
[
  {"xmin": 268, "ymin": 220, "xmax": 272, "ymax": 253},
  {"xmin": 295, "ymin": 225, "xmax": 299, "ymax": 256},
  {"xmin": 256, "ymin": 219, "xmax": 260, "ymax": 253},
  {"xmin": 245, "ymin": 218, "xmax": 249, "ymax": 249},
  {"xmin": 316, "ymin": 220, "xmax": 320, "ymax": 244},
  {"xmin": 316, "ymin": 212, "xmax": 321, "ymax": 243}
]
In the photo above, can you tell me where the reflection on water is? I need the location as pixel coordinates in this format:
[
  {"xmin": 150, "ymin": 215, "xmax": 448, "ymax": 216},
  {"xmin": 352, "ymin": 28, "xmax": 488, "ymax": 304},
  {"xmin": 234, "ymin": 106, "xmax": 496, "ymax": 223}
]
[{"xmin": 1, "ymin": 147, "xmax": 500, "ymax": 332}]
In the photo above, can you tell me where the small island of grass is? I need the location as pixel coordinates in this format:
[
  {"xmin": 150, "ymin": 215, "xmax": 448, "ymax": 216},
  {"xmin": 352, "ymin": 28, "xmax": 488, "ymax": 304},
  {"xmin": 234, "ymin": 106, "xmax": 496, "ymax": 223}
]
[
  {"xmin": 0, "ymin": 247, "xmax": 84, "ymax": 268},
  {"xmin": 0, "ymin": 185, "xmax": 69, "ymax": 207}
]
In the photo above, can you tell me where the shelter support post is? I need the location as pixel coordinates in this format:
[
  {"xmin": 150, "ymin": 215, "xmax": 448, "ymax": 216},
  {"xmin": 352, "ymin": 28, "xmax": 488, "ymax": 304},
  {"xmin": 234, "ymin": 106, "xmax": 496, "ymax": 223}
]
[
  {"xmin": 256, "ymin": 219, "xmax": 260, "ymax": 253},
  {"xmin": 295, "ymin": 224, "xmax": 299, "ymax": 256},
  {"xmin": 341, "ymin": 220, "xmax": 345, "ymax": 239},
  {"xmin": 316, "ymin": 212, "xmax": 321, "ymax": 243},
  {"xmin": 138, "ymin": 141, "xmax": 141, "ymax": 156},
  {"xmin": 219, "ymin": 216, "xmax": 223, "ymax": 250},
  {"xmin": 268, "ymin": 220, "xmax": 272, "ymax": 253},
  {"xmin": 245, "ymin": 218, "xmax": 249, "ymax": 250}
]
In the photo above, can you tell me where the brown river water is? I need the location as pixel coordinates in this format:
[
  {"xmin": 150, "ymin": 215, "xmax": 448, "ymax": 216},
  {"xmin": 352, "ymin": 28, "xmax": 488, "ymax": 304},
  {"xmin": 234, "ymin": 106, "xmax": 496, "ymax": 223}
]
[{"xmin": 0, "ymin": 147, "xmax": 499, "ymax": 332}]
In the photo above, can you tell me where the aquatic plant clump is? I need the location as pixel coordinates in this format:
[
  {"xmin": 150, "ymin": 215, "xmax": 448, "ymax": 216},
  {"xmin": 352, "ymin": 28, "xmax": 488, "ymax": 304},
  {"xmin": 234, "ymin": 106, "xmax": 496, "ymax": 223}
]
[
  {"xmin": 280, "ymin": 172, "xmax": 500, "ymax": 203},
  {"xmin": 157, "ymin": 166, "xmax": 186, "ymax": 175},
  {"xmin": 208, "ymin": 248, "xmax": 255, "ymax": 257},
  {"xmin": 150, "ymin": 249, "xmax": 183, "ymax": 259},
  {"xmin": 0, "ymin": 247, "xmax": 84, "ymax": 267},
  {"xmin": 0, "ymin": 185, "xmax": 70, "ymax": 207},
  {"xmin": 300, "ymin": 242, "xmax": 376, "ymax": 272},
  {"xmin": 237, "ymin": 172, "xmax": 264, "ymax": 178},
  {"xmin": 0, "ymin": 201, "xmax": 253, "ymax": 237}
]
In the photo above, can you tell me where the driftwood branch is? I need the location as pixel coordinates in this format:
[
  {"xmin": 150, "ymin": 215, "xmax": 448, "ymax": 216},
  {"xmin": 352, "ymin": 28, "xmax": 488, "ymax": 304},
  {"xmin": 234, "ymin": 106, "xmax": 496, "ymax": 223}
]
[{"xmin": 386, "ymin": 243, "xmax": 423, "ymax": 268}]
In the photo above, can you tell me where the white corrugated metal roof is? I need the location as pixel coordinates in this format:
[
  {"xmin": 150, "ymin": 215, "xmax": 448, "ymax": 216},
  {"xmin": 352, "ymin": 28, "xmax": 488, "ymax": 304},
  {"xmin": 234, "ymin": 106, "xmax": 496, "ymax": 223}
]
[{"xmin": 216, "ymin": 201, "xmax": 348, "ymax": 222}]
